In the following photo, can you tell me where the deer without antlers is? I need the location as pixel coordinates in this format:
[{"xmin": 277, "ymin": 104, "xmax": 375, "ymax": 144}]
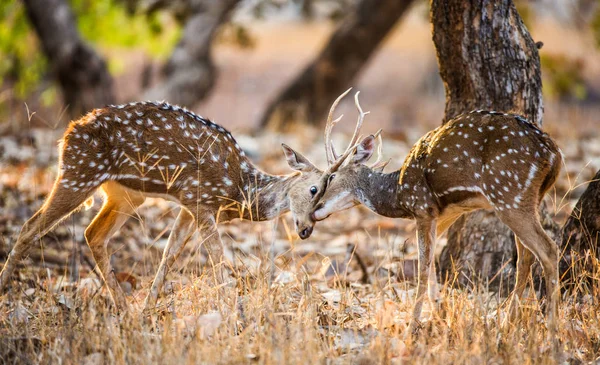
[
  {"xmin": 308, "ymin": 90, "xmax": 562, "ymax": 334},
  {"xmin": 0, "ymin": 101, "xmax": 324, "ymax": 312}
]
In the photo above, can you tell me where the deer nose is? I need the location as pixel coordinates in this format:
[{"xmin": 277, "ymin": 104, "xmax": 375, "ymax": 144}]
[{"xmin": 298, "ymin": 226, "xmax": 313, "ymax": 240}]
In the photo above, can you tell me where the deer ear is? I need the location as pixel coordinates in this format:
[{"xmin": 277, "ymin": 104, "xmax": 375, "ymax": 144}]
[
  {"xmin": 282, "ymin": 144, "xmax": 317, "ymax": 172},
  {"xmin": 351, "ymin": 135, "xmax": 376, "ymax": 164}
]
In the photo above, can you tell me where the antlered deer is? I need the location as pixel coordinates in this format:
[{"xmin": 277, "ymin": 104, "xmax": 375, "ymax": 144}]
[
  {"xmin": 307, "ymin": 90, "xmax": 562, "ymax": 334},
  {"xmin": 0, "ymin": 101, "xmax": 327, "ymax": 312}
]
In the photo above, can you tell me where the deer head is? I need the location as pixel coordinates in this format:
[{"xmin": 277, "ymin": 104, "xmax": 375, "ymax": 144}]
[
  {"xmin": 280, "ymin": 143, "xmax": 323, "ymax": 239},
  {"xmin": 309, "ymin": 88, "xmax": 389, "ymax": 224},
  {"xmin": 277, "ymin": 98, "xmax": 565, "ymax": 338},
  {"xmin": 302, "ymin": 90, "xmax": 563, "ymax": 336},
  {"xmin": 280, "ymin": 89, "xmax": 385, "ymax": 240},
  {"xmin": 312, "ymin": 135, "xmax": 381, "ymax": 221}
]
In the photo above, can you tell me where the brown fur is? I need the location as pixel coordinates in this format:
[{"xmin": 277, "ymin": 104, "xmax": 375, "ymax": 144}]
[
  {"xmin": 312, "ymin": 110, "xmax": 562, "ymax": 336},
  {"xmin": 0, "ymin": 101, "xmax": 323, "ymax": 312}
]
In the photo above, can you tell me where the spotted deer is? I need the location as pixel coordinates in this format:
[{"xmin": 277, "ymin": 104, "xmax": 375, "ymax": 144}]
[
  {"xmin": 0, "ymin": 101, "xmax": 329, "ymax": 312},
  {"xmin": 307, "ymin": 90, "xmax": 562, "ymax": 334}
]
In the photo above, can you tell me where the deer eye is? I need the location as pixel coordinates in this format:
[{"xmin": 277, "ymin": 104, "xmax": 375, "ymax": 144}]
[
  {"xmin": 310, "ymin": 186, "xmax": 318, "ymax": 196},
  {"xmin": 328, "ymin": 174, "xmax": 336, "ymax": 183}
]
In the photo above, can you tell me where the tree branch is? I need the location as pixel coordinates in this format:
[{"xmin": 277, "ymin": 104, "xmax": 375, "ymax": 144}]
[
  {"xmin": 142, "ymin": 0, "xmax": 240, "ymax": 106},
  {"xmin": 23, "ymin": 0, "xmax": 114, "ymax": 117},
  {"xmin": 259, "ymin": 0, "xmax": 415, "ymax": 130}
]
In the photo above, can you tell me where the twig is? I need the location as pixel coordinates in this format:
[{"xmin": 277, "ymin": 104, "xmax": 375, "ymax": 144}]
[{"xmin": 352, "ymin": 246, "xmax": 370, "ymax": 284}]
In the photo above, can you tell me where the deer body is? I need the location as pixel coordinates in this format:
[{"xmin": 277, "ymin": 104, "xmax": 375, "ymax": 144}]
[
  {"xmin": 0, "ymin": 101, "xmax": 322, "ymax": 312},
  {"xmin": 318, "ymin": 111, "xmax": 561, "ymax": 221},
  {"xmin": 61, "ymin": 102, "xmax": 296, "ymax": 220},
  {"xmin": 310, "ymin": 92, "xmax": 562, "ymax": 335}
]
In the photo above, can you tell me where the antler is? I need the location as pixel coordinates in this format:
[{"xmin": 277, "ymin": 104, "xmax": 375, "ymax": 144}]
[
  {"xmin": 369, "ymin": 129, "xmax": 391, "ymax": 171},
  {"xmin": 324, "ymin": 88, "xmax": 352, "ymax": 165},
  {"xmin": 324, "ymin": 89, "xmax": 371, "ymax": 171}
]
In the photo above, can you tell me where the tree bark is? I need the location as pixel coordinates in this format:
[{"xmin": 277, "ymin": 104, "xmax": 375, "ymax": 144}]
[
  {"xmin": 431, "ymin": 0, "xmax": 556, "ymax": 292},
  {"xmin": 23, "ymin": 0, "xmax": 115, "ymax": 117},
  {"xmin": 142, "ymin": 0, "xmax": 240, "ymax": 106},
  {"xmin": 259, "ymin": 0, "xmax": 415, "ymax": 131},
  {"xmin": 559, "ymin": 169, "xmax": 600, "ymax": 292}
]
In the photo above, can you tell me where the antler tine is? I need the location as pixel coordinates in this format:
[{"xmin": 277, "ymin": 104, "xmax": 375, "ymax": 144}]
[
  {"xmin": 324, "ymin": 90, "xmax": 374, "ymax": 173},
  {"xmin": 372, "ymin": 129, "xmax": 391, "ymax": 171},
  {"xmin": 328, "ymin": 115, "xmax": 343, "ymax": 162},
  {"xmin": 334, "ymin": 91, "xmax": 370, "ymax": 170},
  {"xmin": 325, "ymin": 88, "xmax": 352, "ymax": 165},
  {"xmin": 372, "ymin": 158, "xmax": 391, "ymax": 172},
  {"xmin": 327, "ymin": 139, "xmax": 364, "ymax": 172},
  {"xmin": 369, "ymin": 129, "xmax": 384, "ymax": 168},
  {"xmin": 345, "ymin": 91, "xmax": 369, "ymax": 152}
]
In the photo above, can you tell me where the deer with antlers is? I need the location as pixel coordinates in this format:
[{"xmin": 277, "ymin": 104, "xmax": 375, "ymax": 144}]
[
  {"xmin": 304, "ymin": 89, "xmax": 562, "ymax": 334},
  {"xmin": 0, "ymin": 101, "xmax": 333, "ymax": 312}
]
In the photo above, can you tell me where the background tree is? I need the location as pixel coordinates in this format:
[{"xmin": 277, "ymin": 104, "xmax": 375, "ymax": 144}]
[
  {"xmin": 259, "ymin": 0, "xmax": 415, "ymax": 131},
  {"xmin": 430, "ymin": 0, "xmax": 557, "ymax": 292},
  {"xmin": 560, "ymin": 170, "xmax": 600, "ymax": 292},
  {"xmin": 141, "ymin": 0, "xmax": 241, "ymax": 105},
  {"xmin": 0, "ymin": 0, "xmax": 181, "ymax": 123},
  {"xmin": 23, "ymin": 0, "xmax": 115, "ymax": 117}
]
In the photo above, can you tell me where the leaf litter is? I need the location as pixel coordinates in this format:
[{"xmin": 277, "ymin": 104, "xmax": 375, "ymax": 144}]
[{"xmin": 0, "ymin": 128, "xmax": 599, "ymax": 363}]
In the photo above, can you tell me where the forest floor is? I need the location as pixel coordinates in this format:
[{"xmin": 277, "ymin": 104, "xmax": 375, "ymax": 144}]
[
  {"xmin": 1, "ymin": 14, "xmax": 600, "ymax": 365},
  {"xmin": 0, "ymin": 121, "xmax": 599, "ymax": 364}
]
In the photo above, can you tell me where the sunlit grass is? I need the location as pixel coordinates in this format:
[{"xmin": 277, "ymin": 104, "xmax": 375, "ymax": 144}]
[
  {"xmin": 1, "ymin": 105, "xmax": 600, "ymax": 364},
  {"xmin": 0, "ymin": 251, "xmax": 599, "ymax": 363}
]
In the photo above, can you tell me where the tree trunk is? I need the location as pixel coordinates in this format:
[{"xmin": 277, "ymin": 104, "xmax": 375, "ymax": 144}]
[
  {"xmin": 259, "ymin": 0, "xmax": 415, "ymax": 131},
  {"xmin": 431, "ymin": 0, "xmax": 557, "ymax": 293},
  {"xmin": 23, "ymin": 0, "xmax": 115, "ymax": 117},
  {"xmin": 559, "ymin": 169, "xmax": 600, "ymax": 293},
  {"xmin": 142, "ymin": 0, "xmax": 240, "ymax": 106}
]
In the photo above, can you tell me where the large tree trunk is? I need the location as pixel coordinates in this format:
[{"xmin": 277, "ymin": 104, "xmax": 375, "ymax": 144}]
[
  {"xmin": 23, "ymin": 0, "xmax": 115, "ymax": 117},
  {"xmin": 431, "ymin": 0, "xmax": 558, "ymax": 293},
  {"xmin": 142, "ymin": 0, "xmax": 240, "ymax": 106},
  {"xmin": 259, "ymin": 0, "xmax": 415, "ymax": 131},
  {"xmin": 560, "ymin": 169, "xmax": 600, "ymax": 293}
]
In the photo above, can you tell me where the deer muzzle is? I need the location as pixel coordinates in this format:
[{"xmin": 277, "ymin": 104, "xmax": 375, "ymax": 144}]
[{"xmin": 298, "ymin": 226, "xmax": 313, "ymax": 240}]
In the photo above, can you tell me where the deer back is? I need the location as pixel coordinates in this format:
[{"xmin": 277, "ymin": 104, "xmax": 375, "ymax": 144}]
[
  {"xmin": 59, "ymin": 102, "xmax": 260, "ymax": 208},
  {"xmin": 399, "ymin": 111, "xmax": 561, "ymax": 214}
]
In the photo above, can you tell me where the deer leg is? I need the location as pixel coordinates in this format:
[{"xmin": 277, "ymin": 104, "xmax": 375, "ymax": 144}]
[
  {"xmin": 406, "ymin": 218, "xmax": 436, "ymax": 337},
  {"xmin": 535, "ymin": 224, "xmax": 560, "ymax": 326},
  {"xmin": 507, "ymin": 237, "xmax": 535, "ymax": 321},
  {"xmin": 498, "ymin": 211, "xmax": 559, "ymax": 329},
  {"xmin": 428, "ymin": 242, "xmax": 440, "ymax": 306},
  {"xmin": 85, "ymin": 183, "xmax": 144, "ymax": 311},
  {"xmin": 427, "ymin": 213, "xmax": 462, "ymax": 305},
  {"xmin": 197, "ymin": 215, "xmax": 231, "ymax": 284},
  {"xmin": 143, "ymin": 208, "xmax": 196, "ymax": 312},
  {"xmin": 435, "ymin": 213, "xmax": 462, "ymax": 238},
  {"xmin": 514, "ymin": 238, "xmax": 535, "ymax": 299},
  {"xmin": 0, "ymin": 182, "xmax": 95, "ymax": 292}
]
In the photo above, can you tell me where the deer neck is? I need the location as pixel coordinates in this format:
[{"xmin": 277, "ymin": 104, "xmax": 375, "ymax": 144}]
[
  {"xmin": 235, "ymin": 165, "xmax": 299, "ymax": 222},
  {"xmin": 355, "ymin": 169, "xmax": 411, "ymax": 218}
]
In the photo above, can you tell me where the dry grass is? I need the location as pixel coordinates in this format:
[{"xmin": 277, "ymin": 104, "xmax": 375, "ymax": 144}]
[
  {"xmin": 1, "ymin": 9, "xmax": 600, "ymax": 364},
  {"xmin": 1, "ymin": 128, "xmax": 600, "ymax": 365},
  {"xmin": 0, "ymin": 255, "xmax": 599, "ymax": 364}
]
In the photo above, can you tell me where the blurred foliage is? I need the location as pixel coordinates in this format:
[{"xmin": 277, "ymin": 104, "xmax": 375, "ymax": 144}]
[
  {"xmin": 540, "ymin": 54, "xmax": 587, "ymax": 101},
  {"xmin": 0, "ymin": 2, "xmax": 46, "ymax": 100},
  {"xmin": 217, "ymin": 23, "xmax": 257, "ymax": 49},
  {"xmin": 592, "ymin": 6, "xmax": 600, "ymax": 48},
  {"xmin": 73, "ymin": 0, "xmax": 180, "ymax": 59},
  {"xmin": 250, "ymin": 0, "xmax": 355, "ymax": 21},
  {"xmin": 0, "ymin": 0, "xmax": 180, "ymax": 105},
  {"xmin": 515, "ymin": 0, "xmax": 533, "ymax": 30},
  {"xmin": 1, "ymin": 0, "xmax": 598, "ymax": 111},
  {"xmin": 516, "ymin": 1, "xmax": 591, "ymax": 102}
]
